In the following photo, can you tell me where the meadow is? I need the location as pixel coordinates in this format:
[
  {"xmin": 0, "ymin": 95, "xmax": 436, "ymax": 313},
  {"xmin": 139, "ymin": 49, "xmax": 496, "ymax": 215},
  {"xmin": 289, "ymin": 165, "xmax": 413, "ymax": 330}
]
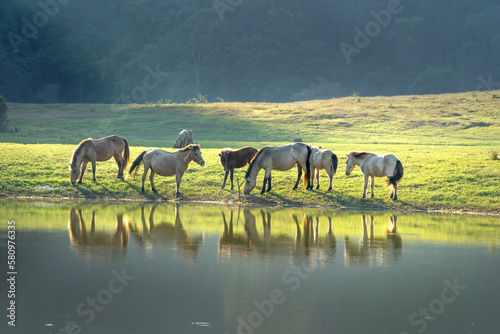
[{"xmin": 0, "ymin": 91, "xmax": 499, "ymax": 214}]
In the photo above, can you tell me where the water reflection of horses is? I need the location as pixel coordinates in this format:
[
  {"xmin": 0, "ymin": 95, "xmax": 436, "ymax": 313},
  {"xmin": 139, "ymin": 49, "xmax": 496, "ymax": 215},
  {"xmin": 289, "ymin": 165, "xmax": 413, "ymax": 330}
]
[
  {"xmin": 218, "ymin": 209, "xmax": 336, "ymax": 260},
  {"xmin": 344, "ymin": 214, "xmax": 402, "ymax": 267},
  {"xmin": 129, "ymin": 205, "xmax": 203, "ymax": 259},
  {"xmin": 68, "ymin": 208, "xmax": 130, "ymax": 262}
]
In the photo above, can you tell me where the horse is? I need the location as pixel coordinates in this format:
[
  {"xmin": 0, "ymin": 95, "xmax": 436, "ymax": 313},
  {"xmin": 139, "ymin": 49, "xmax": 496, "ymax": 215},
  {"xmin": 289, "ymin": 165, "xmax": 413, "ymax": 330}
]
[
  {"xmin": 126, "ymin": 144, "xmax": 205, "ymax": 198},
  {"xmin": 219, "ymin": 146, "xmax": 258, "ymax": 190},
  {"xmin": 69, "ymin": 135, "xmax": 130, "ymax": 184},
  {"xmin": 345, "ymin": 151, "xmax": 404, "ymax": 200},
  {"xmin": 244, "ymin": 142, "xmax": 312, "ymax": 195},
  {"xmin": 309, "ymin": 146, "xmax": 338, "ymax": 191}
]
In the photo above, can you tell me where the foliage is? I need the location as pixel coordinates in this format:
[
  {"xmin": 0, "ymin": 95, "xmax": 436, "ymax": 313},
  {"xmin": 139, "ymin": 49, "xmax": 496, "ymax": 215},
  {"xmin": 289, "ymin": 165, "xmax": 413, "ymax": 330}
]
[
  {"xmin": 0, "ymin": 94, "xmax": 7, "ymax": 132},
  {"xmin": 1, "ymin": 1, "xmax": 500, "ymax": 103}
]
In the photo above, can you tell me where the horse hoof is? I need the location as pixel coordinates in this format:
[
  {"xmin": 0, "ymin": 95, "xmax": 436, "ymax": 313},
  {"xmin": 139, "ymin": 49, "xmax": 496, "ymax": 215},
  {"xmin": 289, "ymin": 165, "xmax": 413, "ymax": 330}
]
[
  {"xmin": 175, "ymin": 192, "xmax": 182, "ymax": 198},
  {"xmin": 141, "ymin": 187, "xmax": 145, "ymax": 192},
  {"xmin": 316, "ymin": 186, "xmax": 320, "ymax": 190},
  {"xmin": 152, "ymin": 188, "xmax": 157, "ymax": 193}
]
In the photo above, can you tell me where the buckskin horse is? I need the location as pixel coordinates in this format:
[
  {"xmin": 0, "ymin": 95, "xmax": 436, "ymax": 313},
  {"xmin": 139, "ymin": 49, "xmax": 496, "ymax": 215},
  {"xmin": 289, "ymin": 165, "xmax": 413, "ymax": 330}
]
[
  {"xmin": 126, "ymin": 144, "xmax": 205, "ymax": 198},
  {"xmin": 219, "ymin": 146, "xmax": 258, "ymax": 190},
  {"xmin": 309, "ymin": 146, "xmax": 338, "ymax": 191},
  {"xmin": 69, "ymin": 135, "xmax": 130, "ymax": 184},
  {"xmin": 345, "ymin": 151, "xmax": 404, "ymax": 200},
  {"xmin": 244, "ymin": 143, "xmax": 312, "ymax": 195}
]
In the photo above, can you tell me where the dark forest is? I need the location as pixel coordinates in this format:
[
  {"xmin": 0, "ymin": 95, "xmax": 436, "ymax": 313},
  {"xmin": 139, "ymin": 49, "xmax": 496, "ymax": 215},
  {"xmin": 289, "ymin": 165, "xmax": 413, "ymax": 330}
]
[{"xmin": 1, "ymin": 0, "xmax": 499, "ymax": 103}]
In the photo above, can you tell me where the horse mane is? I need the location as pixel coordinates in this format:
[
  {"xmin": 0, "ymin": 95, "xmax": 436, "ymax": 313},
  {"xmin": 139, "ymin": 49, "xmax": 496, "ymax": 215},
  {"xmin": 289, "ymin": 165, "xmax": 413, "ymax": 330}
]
[
  {"xmin": 348, "ymin": 151, "xmax": 369, "ymax": 159},
  {"xmin": 179, "ymin": 144, "xmax": 199, "ymax": 151},
  {"xmin": 70, "ymin": 138, "xmax": 92, "ymax": 165},
  {"xmin": 218, "ymin": 148, "xmax": 232, "ymax": 155},
  {"xmin": 246, "ymin": 146, "xmax": 268, "ymax": 178}
]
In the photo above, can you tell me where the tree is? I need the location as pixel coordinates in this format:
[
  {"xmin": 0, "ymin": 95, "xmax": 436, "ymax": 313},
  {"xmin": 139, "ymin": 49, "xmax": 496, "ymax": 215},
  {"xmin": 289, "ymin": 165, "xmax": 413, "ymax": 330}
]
[{"xmin": 0, "ymin": 94, "xmax": 9, "ymax": 132}]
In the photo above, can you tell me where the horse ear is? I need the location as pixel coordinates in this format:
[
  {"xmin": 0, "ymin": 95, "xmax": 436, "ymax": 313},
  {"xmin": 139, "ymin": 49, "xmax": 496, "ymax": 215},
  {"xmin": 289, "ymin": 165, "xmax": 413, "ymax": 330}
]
[{"xmin": 345, "ymin": 153, "xmax": 349, "ymax": 158}]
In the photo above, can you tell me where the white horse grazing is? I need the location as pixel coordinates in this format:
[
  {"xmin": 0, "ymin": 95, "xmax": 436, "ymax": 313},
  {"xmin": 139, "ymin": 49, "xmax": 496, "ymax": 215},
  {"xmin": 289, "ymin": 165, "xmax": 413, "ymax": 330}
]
[
  {"xmin": 345, "ymin": 151, "xmax": 404, "ymax": 200},
  {"xmin": 309, "ymin": 146, "xmax": 338, "ymax": 191},
  {"xmin": 244, "ymin": 143, "xmax": 312, "ymax": 195}
]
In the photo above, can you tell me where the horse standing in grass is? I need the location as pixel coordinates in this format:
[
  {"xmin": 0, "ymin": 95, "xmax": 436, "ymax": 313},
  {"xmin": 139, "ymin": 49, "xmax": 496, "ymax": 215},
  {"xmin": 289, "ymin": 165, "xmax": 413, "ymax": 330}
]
[
  {"xmin": 69, "ymin": 135, "xmax": 130, "ymax": 184},
  {"xmin": 126, "ymin": 144, "xmax": 205, "ymax": 198},
  {"xmin": 309, "ymin": 146, "xmax": 338, "ymax": 191},
  {"xmin": 219, "ymin": 146, "xmax": 258, "ymax": 190},
  {"xmin": 244, "ymin": 143, "xmax": 312, "ymax": 195},
  {"xmin": 345, "ymin": 151, "xmax": 404, "ymax": 200}
]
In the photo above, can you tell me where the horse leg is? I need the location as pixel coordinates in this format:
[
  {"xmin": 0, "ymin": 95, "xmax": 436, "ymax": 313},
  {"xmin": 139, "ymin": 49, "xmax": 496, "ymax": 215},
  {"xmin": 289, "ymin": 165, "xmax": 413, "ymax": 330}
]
[
  {"xmin": 175, "ymin": 171, "xmax": 184, "ymax": 197},
  {"xmin": 221, "ymin": 170, "xmax": 229, "ymax": 189},
  {"xmin": 260, "ymin": 169, "xmax": 271, "ymax": 194},
  {"xmin": 361, "ymin": 174, "xmax": 369, "ymax": 199},
  {"xmin": 370, "ymin": 175, "xmax": 375, "ymax": 198},
  {"xmin": 392, "ymin": 183, "xmax": 398, "ymax": 200},
  {"xmin": 114, "ymin": 153, "xmax": 124, "ymax": 179},
  {"xmin": 141, "ymin": 168, "xmax": 148, "ymax": 192},
  {"xmin": 315, "ymin": 169, "xmax": 320, "ymax": 189},
  {"xmin": 91, "ymin": 160, "xmax": 97, "ymax": 182},
  {"xmin": 150, "ymin": 169, "xmax": 157, "ymax": 193},
  {"xmin": 327, "ymin": 169, "xmax": 333, "ymax": 191},
  {"xmin": 78, "ymin": 161, "xmax": 88, "ymax": 184},
  {"xmin": 267, "ymin": 172, "xmax": 272, "ymax": 192},
  {"xmin": 293, "ymin": 165, "xmax": 302, "ymax": 190},
  {"xmin": 230, "ymin": 169, "xmax": 235, "ymax": 190}
]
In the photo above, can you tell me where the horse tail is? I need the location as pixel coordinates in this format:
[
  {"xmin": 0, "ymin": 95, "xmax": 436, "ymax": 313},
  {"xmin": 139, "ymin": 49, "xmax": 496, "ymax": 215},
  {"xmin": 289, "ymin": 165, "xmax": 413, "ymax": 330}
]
[
  {"xmin": 331, "ymin": 153, "xmax": 338, "ymax": 175},
  {"xmin": 125, "ymin": 151, "xmax": 147, "ymax": 180},
  {"xmin": 385, "ymin": 160, "xmax": 404, "ymax": 188},
  {"xmin": 303, "ymin": 145, "xmax": 312, "ymax": 189},
  {"xmin": 122, "ymin": 138, "xmax": 130, "ymax": 171}
]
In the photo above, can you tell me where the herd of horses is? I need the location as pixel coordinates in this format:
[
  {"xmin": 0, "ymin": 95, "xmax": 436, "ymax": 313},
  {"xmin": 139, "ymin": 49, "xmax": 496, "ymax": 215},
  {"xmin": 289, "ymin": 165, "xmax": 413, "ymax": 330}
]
[{"xmin": 69, "ymin": 135, "xmax": 404, "ymax": 200}]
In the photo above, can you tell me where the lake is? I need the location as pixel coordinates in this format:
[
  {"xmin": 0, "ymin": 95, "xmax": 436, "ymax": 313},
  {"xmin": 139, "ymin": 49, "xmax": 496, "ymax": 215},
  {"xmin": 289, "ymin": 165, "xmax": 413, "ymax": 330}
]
[{"xmin": 1, "ymin": 201, "xmax": 499, "ymax": 334}]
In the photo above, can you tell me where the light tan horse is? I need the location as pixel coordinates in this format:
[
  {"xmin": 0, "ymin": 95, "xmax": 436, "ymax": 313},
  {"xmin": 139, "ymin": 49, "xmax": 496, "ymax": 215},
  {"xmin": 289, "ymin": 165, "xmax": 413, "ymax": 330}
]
[
  {"xmin": 126, "ymin": 144, "xmax": 205, "ymax": 197},
  {"xmin": 309, "ymin": 146, "xmax": 338, "ymax": 191},
  {"xmin": 244, "ymin": 143, "xmax": 312, "ymax": 195},
  {"xmin": 69, "ymin": 135, "xmax": 130, "ymax": 184},
  {"xmin": 345, "ymin": 151, "xmax": 403, "ymax": 200}
]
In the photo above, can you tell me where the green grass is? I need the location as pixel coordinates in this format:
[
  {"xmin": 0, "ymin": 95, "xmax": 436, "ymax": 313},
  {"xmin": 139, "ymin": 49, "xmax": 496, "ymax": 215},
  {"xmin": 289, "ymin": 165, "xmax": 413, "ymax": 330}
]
[{"xmin": 0, "ymin": 91, "xmax": 499, "ymax": 213}]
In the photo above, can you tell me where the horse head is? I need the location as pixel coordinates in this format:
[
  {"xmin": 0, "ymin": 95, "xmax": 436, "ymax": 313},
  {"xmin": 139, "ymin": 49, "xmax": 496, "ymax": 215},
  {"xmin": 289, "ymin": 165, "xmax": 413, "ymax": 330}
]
[
  {"xmin": 218, "ymin": 149, "xmax": 231, "ymax": 170},
  {"xmin": 345, "ymin": 153, "xmax": 356, "ymax": 175},
  {"xmin": 69, "ymin": 163, "xmax": 80, "ymax": 184},
  {"xmin": 243, "ymin": 171, "xmax": 256, "ymax": 195},
  {"xmin": 190, "ymin": 144, "xmax": 205, "ymax": 167}
]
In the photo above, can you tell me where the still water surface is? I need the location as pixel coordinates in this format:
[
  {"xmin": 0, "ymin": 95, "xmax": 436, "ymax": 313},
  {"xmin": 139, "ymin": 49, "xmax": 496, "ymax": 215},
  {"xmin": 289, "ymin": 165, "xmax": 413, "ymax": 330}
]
[{"xmin": 1, "ymin": 201, "xmax": 499, "ymax": 334}]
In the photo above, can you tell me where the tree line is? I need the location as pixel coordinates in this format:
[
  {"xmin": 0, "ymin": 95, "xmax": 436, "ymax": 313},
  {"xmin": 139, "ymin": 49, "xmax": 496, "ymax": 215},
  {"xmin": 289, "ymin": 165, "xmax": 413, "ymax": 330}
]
[{"xmin": 1, "ymin": 0, "xmax": 499, "ymax": 103}]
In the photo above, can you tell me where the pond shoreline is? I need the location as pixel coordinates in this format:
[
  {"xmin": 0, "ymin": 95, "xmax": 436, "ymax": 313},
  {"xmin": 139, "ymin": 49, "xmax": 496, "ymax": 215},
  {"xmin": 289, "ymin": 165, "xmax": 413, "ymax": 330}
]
[{"xmin": 3, "ymin": 194, "xmax": 499, "ymax": 217}]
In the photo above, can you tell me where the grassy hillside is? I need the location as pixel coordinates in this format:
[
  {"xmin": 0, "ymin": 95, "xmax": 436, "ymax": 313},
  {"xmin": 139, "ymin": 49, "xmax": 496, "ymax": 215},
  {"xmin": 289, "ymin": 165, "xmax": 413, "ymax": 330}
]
[{"xmin": 0, "ymin": 91, "xmax": 499, "ymax": 213}]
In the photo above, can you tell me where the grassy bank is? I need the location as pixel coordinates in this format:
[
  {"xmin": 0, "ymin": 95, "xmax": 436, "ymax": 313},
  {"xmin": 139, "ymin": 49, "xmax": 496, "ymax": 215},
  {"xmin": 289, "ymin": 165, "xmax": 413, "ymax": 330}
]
[{"xmin": 0, "ymin": 91, "xmax": 499, "ymax": 213}]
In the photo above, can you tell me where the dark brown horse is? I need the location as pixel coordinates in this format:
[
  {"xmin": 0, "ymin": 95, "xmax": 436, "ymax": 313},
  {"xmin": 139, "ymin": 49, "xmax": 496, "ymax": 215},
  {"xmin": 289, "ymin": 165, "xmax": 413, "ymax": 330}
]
[
  {"xmin": 69, "ymin": 135, "xmax": 130, "ymax": 184},
  {"xmin": 219, "ymin": 146, "xmax": 258, "ymax": 190}
]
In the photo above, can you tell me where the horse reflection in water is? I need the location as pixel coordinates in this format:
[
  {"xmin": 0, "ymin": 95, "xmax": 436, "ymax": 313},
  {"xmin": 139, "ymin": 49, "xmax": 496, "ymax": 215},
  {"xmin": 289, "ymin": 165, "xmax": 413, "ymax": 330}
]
[
  {"xmin": 344, "ymin": 214, "xmax": 402, "ymax": 267},
  {"xmin": 292, "ymin": 214, "xmax": 336, "ymax": 259},
  {"xmin": 68, "ymin": 208, "xmax": 130, "ymax": 262},
  {"xmin": 129, "ymin": 205, "xmax": 203, "ymax": 260},
  {"xmin": 218, "ymin": 209, "xmax": 336, "ymax": 261}
]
